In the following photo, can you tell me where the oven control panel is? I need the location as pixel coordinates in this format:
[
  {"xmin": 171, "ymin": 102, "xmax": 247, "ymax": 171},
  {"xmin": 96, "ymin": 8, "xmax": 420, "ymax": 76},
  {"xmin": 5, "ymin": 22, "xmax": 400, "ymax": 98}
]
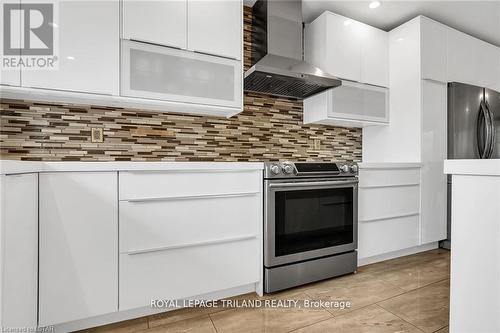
[{"xmin": 264, "ymin": 162, "xmax": 358, "ymax": 179}]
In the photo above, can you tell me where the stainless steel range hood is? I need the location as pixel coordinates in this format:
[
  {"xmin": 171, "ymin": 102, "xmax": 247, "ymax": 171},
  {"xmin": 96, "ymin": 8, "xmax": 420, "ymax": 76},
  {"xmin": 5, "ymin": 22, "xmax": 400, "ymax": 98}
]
[{"xmin": 244, "ymin": 0, "xmax": 341, "ymax": 99}]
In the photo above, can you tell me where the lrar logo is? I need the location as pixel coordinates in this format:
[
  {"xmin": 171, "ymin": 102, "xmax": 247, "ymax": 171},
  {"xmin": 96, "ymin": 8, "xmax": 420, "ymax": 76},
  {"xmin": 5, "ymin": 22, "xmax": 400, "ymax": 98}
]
[{"xmin": 1, "ymin": 1, "xmax": 59, "ymax": 70}]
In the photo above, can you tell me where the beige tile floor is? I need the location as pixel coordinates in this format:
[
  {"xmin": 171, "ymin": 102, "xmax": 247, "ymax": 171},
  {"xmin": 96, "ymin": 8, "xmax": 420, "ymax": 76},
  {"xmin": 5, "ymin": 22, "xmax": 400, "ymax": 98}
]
[{"xmin": 85, "ymin": 249, "xmax": 450, "ymax": 333}]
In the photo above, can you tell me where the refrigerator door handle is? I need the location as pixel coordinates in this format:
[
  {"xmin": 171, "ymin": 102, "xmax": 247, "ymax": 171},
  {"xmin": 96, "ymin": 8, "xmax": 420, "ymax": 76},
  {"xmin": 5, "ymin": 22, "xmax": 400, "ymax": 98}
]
[
  {"xmin": 485, "ymin": 101, "xmax": 496, "ymax": 159},
  {"xmin": 478, "ymin": 101, "xmax": 492, "ymax": 159}
]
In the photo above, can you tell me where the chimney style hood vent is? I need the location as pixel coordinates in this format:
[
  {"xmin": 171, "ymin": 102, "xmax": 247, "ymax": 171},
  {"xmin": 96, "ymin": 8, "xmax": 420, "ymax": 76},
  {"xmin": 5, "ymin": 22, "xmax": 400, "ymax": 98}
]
[{"xmin": 244, "ymin": 0, "xmax": 341, "ymax": 99}]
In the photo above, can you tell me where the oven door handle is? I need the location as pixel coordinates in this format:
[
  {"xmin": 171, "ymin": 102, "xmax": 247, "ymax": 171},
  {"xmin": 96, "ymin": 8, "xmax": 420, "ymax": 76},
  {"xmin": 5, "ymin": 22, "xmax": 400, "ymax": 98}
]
[{"xmin": 268, "ymin": 180, "xmax": 358, "ymax": 189}]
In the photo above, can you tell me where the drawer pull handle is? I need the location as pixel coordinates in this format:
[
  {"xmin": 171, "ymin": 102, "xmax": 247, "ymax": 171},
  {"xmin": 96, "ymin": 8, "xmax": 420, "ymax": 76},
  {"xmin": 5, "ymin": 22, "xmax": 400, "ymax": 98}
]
[
  {"xmin": 359, "ymin": 183, "xmax": 419, "ymax": 189},
  {"xmin": 359, "ymin": 212, "xmax": 420, "ymax": 223},
  {"xmin": 125, "ymin": 191, "xmax": 259, "ymax": 203},
  {"xmin": 123, "ymin": 169, "xmax": 260, "ymax": 174},
  {"xmin": 125, "ymin": 235, "xmax": 258, "ymax": 255}
]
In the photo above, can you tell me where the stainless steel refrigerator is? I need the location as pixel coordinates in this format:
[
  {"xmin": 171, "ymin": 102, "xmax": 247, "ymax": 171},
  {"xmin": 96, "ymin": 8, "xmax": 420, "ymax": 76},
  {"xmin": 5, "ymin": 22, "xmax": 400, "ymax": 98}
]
[{"xmin": 441, "ymin": 82, "xmax": 500, "ymax": 249}]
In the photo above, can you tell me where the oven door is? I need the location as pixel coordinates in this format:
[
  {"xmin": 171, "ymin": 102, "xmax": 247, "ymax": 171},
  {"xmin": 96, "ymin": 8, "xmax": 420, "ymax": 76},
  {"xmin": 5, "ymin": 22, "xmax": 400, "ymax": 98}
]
[{"xmin": 264, "ymin": 178, "xmax": 358, "ymax": 267}]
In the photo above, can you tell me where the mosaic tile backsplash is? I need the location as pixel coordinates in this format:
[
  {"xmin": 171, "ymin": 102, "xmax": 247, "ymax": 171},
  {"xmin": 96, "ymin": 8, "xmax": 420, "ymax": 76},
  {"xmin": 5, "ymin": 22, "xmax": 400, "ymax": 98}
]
[{"xmin": 0, "ymin": 6, "xmax": 362, "ymax": 162}]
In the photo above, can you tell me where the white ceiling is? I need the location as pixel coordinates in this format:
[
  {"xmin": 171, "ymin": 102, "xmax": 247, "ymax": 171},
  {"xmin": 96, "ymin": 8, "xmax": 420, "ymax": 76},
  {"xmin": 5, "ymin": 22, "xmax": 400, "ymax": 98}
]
[
  {"xmin": 302, "ymin": 1, "xmax": 500, "ymax": 47},
  {"xmin": 245, "ymin": 1, "xmax": 500, "ymax": 47}
]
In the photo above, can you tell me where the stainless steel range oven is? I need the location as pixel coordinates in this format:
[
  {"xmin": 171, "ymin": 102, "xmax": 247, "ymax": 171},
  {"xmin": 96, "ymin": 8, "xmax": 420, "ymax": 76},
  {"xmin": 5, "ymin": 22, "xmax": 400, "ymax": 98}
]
[{"xmin": 264, "ymin": 162, "xmax": 358, "ymax": 293}]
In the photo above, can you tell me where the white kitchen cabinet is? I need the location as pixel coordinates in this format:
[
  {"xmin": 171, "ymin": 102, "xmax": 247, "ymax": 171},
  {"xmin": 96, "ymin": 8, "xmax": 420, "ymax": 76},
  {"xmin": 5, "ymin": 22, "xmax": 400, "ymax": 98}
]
[
  {"xmin": 445, "ymin": 163, "xmax": 500, "ymax": 333},
  {"xmin": 360, "ymin": 25, "xmax": 389, "ymax": 87},
  {"xmin": 122, "ymin": 0, "xmax": 187, "ymax": 49},
  {"xmin": 119, "ymin": 169, "xmax": 260, "ymax": 199},
  {"xmin": 0, "ymin": 1, "xmax": 20, "ymax": 86},
  {"xmin": 305, "ymin": 12, "xmax": 361, "ymax": 82},
  {"xmin": 120, "ymin": 195, "xmax": 260, "ymax": 253},
  {"xmin": 420, "ymin": 17, "xmax": 447, "ymax": 82},
  {"xmin": 39, "ymin": 172, "xmax": 118, "ymax": 326},
  {"xmin": 0, "ymin": 174, "xmax": 38, "ymax": 328},
  {"xmin": 305, "ymin": 11, "xmax": 388, "ymax": 87},
  {"xmin": 120, "ymin": 239, "xmax": 260, "ymax": 310},
  {"xmin": 304, "ymin": 81, "xmax": 389, "ymax": 128},
  {"xmin": 22, "ymin": 0, "xmax": 119, "ymax": 95},
  {"xmin": 122, "ymin": 0, "xmax": 241, "ymax": 60},
  {"xmin": 121, "ymin": 40, "xmax": 242, "ymax": 109},
  {"xmin": 420, "ymin": 80, "xmax": 447, "ymax": 243},
  {"xmin": 362, "ymin": 17, "xmax": 448, "ymax": 254},
  {"xmin": 447, "ymin": 29, "xmax": 482, "ymax": 87},
  {"xmin": 358, "ymin": 165, "xmax": 421, "ymax": 260},
  {"xmin": 118, "ymin": 170, "xmax": 262, "ymax": 310},
  {"xmin": 0, "ymin": 63, "xmax": 20, "ymax": 87},
  {"xmin": 447, "ymin": 28, "xmax": 499, "ymax": 90},
  {"xmin": 187, "ymin": 0, "xmax": 242, "ymax": 60},
  {"xmin": 479, "ymin": 43, "xmax": 500, "ymax": 91}
]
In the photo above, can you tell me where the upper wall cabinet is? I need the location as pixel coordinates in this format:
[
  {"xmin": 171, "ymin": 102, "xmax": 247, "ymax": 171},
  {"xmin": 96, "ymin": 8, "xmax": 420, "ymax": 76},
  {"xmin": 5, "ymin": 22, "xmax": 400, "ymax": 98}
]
[
  {"xmin": 2, "ymin": 0, "xmax": 243, "ymax": 117},
  {"xmin": 120, "ymin": 0, "xmax": 243, "ymax": 116},
  {"xmin": 122, "ymin": 0, "xmax": 187, "ymax": 49},
  {"xmin": 122, "ymin": 0, "xmax": 242, "ymax": 60},
  {"xmin": 22, "ymin": 0, "xmax": 119, "ymax": 95},
  {"xmin": 187, "ymin": 0, "xmax": 242, "ymax": 60},
  {"xmin": 304, "ymin": 81, "xmax": 389, "ymax": 128},
  {"xmin": 420, "ymin": 17, "xmax": 447, "ymax": 82},
  {"xmin": 361, "ymin": 26, "xmax": 389, "ymax": 87},
  {"xmin": 447, "ymin": 28, "xmax": 500, "ymax": 90},
  {"xmin": 121, "ymin": 40, "xmax": 242, "ymax": 109},
  {"xmin": 306, "ymin": 12, "xmax": 361, "ymax": 82},
  {"xmin": 305, "ymin": 12, "xmax": 389, "ymax": 87},
  {"xmin": 0, "ymin": 2, "xmax": 20, "ymax": 86}
]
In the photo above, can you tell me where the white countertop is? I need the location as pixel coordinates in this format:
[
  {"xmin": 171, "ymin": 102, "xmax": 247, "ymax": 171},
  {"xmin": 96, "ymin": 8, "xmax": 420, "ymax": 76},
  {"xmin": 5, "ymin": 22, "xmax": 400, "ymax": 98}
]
[
  {"xmin": 0, "ymin": 160, "xmax": 264, "ymax": 175},
  {"xmin": 444, "ymin": 159, "xmax": 500, "ymax": 176}
]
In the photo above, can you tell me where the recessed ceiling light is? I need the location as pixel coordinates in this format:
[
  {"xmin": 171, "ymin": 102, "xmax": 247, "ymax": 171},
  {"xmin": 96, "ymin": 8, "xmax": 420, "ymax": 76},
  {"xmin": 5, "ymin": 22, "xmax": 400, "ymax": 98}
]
[
  {"xmin": 369, "ymin": 1, "xmax": 381, "ymax": 9},
  {"xmin": 344, "ymin": 20, "xmax": 352, "ymax": 26},
  {"xmin": 66, "ymin": 56, "xmax": 75, "ymax": 60}
]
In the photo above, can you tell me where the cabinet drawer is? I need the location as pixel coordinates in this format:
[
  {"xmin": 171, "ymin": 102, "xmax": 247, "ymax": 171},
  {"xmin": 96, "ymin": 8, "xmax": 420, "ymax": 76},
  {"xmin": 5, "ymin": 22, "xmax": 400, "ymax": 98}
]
[
  {"xmin": 119, "ymin": 170, "xmax": 261, "ymax": 200},
  {"xmin": 119, "ymin": 238, "xmax": 260, "ymax": 310},
  {"xmin": 358, "ymin": 215, "xmax": 420, "ymax": 259},
  {"xmin": 359, "ymin": 168, "xmax": 420, "ymax": 187},
  {"xmin": 119, "ymin": 194, "xmax": 261, "ymax": 253},
  {"xmin": 359, "ymin": 185, "xmax": 420, "ymax": 221}
]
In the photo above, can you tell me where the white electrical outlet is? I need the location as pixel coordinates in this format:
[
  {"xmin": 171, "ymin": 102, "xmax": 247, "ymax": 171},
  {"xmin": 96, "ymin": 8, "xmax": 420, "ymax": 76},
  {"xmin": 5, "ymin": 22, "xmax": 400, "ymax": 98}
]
[{"xmin": 91, "ymin": 128, "xmax": 104, "ymax": 143}]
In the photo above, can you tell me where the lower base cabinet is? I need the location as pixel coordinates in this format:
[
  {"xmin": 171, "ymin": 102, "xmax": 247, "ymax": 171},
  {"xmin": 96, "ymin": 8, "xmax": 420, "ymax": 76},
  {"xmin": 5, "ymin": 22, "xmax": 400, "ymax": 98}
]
[
  {"xmin": 0, "ymin": 174, "xmax": 38, "ymax": 328},
  {"xmin": 358, "ymin": 165, "xmax": 422, "ymax": 259},
  {"xmin": 3, "ymin": 166, "xmax": 262, "ymax": 328},
  {"xmin": 118, "ymin": 170, "xmax": 262, "ymax": 310},
  {"xmin": 39, "ymin": 172, "xmax": 118, "ymax": 326},
  {"xmin": 119, "ymin": 238, "xmax": 260, "ymax": 310}
]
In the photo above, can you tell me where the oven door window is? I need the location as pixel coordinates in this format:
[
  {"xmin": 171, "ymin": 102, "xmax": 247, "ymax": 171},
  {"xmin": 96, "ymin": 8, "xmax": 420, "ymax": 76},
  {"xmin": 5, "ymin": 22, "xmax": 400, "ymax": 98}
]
[{"xmin": 274, "ymin": 187, "xmax": 353, "ymax": 257}]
